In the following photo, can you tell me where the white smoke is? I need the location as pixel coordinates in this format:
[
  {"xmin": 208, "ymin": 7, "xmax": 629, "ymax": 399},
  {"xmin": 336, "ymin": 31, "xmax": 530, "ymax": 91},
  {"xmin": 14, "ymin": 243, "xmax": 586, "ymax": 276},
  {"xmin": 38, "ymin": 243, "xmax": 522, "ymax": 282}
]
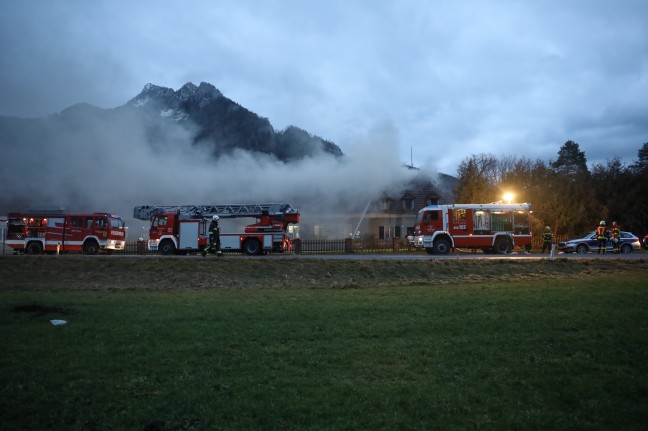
[{"xmin": 0, "ymin": 109, "xmax": 435, "ymax": 239}]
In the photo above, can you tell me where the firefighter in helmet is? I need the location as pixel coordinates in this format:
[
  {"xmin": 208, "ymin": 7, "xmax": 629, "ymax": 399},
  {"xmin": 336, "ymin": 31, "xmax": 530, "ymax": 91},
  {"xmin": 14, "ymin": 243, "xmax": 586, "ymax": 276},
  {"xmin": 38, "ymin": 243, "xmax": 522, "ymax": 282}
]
[
  {"xmin": 541, "ymin": 226, "xmax": 553, "ymax": 253},
  {"xmin": 611, "ymin": 221, "xmax": 621, "ymax": 254},
  {"xmin": 202, "ymin": 215, "xmax": 223, "ymax": 257},
  {"xmin": 596, "ymin": 220, "xmax": 607, "ymax": 254}
]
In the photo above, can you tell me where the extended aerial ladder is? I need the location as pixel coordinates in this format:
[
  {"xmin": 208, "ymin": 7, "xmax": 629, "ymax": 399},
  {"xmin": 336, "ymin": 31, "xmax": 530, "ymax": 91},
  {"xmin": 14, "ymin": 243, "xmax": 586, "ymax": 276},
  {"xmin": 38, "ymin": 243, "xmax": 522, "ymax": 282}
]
[
  {"xmin": 134, "ymin": 203, "xmax": 298, "ymax": 223},
  {"xmin": 133, "ymin": 203, "xmax": 300, "ymax": 255}
]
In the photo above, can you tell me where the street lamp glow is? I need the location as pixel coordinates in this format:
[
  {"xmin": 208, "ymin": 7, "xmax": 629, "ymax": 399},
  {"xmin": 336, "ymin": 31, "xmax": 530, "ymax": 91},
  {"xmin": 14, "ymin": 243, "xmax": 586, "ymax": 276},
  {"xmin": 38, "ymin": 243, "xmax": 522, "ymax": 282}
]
[{"xmin": 503, "ymin": 193, "xmax": 514, "ymax": 204}]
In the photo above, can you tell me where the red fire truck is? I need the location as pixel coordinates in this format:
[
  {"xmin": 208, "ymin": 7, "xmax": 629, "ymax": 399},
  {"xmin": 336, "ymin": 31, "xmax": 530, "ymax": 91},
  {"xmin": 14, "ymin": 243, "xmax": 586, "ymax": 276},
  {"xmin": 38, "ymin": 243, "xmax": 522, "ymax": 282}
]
[
  {"xmin": 6, "ymin": 210, "xmax": 127, "ymax": 254},
  {"xmin": 133, "ymin": 203, "xmax": 300, "ymax": 255},
  {"xmin": 413, "ymin": 203, "xmax": 533, "ymax": 255}
]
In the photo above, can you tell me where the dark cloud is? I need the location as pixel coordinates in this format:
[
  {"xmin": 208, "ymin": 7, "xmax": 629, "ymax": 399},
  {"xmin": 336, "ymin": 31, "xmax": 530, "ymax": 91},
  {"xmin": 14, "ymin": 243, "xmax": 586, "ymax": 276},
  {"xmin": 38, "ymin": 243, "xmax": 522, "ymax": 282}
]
[{"xmin": 1, "ymin": 0, "xmax": 647, "ymax": 175}]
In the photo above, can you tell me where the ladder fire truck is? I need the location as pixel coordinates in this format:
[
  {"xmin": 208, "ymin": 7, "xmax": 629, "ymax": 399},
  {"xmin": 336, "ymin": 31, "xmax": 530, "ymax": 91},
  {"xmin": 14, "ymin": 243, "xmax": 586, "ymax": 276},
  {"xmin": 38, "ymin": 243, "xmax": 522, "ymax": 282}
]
[
  {"xmin": 5, "ymin": 210, "xmax": 127, "ymax": 254},
  {"xmin": 133, "ymin": 203, "xmax": 300, "ymax": 255},
  {"xmin": 413, "ymin": 203, "xmax": 533, "ymax": 255}
]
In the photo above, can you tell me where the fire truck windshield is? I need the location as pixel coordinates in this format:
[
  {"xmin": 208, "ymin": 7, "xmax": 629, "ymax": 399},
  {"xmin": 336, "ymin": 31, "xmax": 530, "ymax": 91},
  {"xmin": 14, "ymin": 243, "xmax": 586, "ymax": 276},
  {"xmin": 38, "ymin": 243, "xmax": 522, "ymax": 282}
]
[{"xmin": 110, "ymin": 218, "xmax": 125, "ymax": 230}]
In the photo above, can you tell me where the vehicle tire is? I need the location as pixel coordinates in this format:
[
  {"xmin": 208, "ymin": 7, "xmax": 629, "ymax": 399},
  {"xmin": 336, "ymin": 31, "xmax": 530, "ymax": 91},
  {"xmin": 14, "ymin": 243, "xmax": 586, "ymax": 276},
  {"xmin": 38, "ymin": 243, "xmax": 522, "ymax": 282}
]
[
  {"xmin": 158, "ymin": 239, "xmax": 176, "ymax": 256},
  {"xmin": 432, "ymin": 237, "xmax": 451, "ymax": 255},
  {"xmin": 83, "ymin": 240, "xmax": 100, "ymax": 255},
  {"xmin": 620, "ymin": 243, "xmax": 633, "ymax": 254},
  {"xmin": 26, "ymin": 241, "xmax": 43, "ymax": 255},
  {"xmin": 576, "ymin": 244, "xmax": 588, "ymax": 254},
  {"xmin": 493, "ymin": 237, "xmax": 511, "ymax": 254},
  {"xmin": 243, "ymin": 239, "xmax": 262, "ymax": 256}
]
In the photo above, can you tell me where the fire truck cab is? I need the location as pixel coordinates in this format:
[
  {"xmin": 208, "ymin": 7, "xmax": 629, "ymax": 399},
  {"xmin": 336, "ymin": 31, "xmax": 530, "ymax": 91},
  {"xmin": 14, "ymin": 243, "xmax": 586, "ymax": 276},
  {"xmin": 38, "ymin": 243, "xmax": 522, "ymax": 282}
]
[
  {"xmin": 5, "ymin": 210, "xmax": 127, "ymax": 255},
  {"xmin": 414, "ymin": 203, "xmax": 532, "ymax": 255}
]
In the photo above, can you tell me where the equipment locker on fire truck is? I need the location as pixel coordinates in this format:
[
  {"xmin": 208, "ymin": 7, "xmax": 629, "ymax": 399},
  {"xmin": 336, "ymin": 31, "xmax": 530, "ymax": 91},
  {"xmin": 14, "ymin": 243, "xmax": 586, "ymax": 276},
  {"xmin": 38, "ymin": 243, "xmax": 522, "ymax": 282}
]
[
  {"xmin": 133, "ymin": 203, "xmax": 300, "ymax": 256},
  {"xmin": 413, "ymin": 203, "xmax": 532, "ymax": 255}
]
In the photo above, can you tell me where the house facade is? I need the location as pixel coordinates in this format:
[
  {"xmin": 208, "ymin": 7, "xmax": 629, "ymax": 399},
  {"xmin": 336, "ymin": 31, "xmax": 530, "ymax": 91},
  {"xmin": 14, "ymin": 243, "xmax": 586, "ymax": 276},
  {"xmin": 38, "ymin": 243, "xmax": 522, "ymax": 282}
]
[{"xmin": 298, "ymin": 172, "xmax": 457, "ymax": 240}]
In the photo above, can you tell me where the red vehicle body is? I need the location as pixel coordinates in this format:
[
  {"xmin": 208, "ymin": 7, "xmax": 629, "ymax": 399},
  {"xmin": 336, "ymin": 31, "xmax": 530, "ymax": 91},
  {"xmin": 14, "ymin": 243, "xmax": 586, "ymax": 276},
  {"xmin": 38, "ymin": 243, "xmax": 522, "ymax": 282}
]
[
  {"xmin": 133, "ymin": 204, "xmax": 300, "ymax": 255},
  {"xmin": 413, "ymin": 203, "xmax": 533, "ymax": 254},
  {"xmin": 6, "ymin": 210, "xmax": 126, "ymax": 254}
]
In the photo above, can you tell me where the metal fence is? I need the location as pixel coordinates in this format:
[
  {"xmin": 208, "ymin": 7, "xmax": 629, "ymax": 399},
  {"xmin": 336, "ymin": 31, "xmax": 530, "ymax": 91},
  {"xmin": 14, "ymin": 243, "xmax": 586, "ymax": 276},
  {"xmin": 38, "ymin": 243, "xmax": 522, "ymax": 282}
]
[
  {"xmin": 1, "ymin": 232, "xmax": 569, "ymax": 256},
  {"xmin": 111, "ymin": 235, "xmax": 569, "ymax": 255}
]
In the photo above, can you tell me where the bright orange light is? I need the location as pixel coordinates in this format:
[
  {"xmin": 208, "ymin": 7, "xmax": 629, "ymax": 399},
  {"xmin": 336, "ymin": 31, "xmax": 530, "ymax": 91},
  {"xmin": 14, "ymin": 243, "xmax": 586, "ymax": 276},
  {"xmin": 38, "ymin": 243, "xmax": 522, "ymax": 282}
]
[{"xmin": 503, "ymin": 193, "xmax": 514, "ymax": 203}]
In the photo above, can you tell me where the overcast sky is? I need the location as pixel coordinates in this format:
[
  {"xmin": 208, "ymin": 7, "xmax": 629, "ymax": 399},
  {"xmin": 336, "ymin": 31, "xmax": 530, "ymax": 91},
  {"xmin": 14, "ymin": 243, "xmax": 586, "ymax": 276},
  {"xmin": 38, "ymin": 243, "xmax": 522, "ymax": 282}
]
[{"xmin": 1, "ymin": 0, "xmax": 647, "ymax": 175}]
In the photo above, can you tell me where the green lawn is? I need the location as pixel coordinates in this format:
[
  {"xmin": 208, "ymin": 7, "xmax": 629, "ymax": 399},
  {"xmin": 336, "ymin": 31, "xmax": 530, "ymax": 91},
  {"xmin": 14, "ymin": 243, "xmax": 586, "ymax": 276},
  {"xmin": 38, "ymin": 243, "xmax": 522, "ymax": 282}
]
[{"xmin": 2, "ymin": 275, "xmax": 647, "ymax": 430}]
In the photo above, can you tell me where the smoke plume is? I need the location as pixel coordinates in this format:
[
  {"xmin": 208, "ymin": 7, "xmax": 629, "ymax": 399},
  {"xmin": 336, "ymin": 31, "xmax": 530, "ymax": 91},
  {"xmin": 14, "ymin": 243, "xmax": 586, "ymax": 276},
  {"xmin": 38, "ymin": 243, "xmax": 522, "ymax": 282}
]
[{"xmin": 1, "ymin": 108, "xmax": 436, "ymax": 238}]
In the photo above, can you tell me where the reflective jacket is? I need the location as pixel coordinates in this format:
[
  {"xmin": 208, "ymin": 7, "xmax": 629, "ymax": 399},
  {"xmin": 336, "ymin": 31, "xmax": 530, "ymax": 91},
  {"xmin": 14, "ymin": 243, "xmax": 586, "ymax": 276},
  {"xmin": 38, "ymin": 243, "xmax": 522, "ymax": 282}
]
[
  {"xmin": 612, "ymin": 227, "xmax": 621, "ymax": 240},
  {"xmin": 596, "ymin": 226, "xmax": 606, "ymax": 239}
]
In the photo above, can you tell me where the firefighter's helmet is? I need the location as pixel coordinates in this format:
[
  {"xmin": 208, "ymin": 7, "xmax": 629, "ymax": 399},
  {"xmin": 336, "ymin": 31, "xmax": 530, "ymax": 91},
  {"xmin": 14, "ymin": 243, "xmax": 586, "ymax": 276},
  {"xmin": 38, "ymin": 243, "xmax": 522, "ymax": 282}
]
[
  {"xmin": 612, "ymin": 221, "xmax": 617, "ymax": 226},
  {"xmin": 599, "ymin": 220, "xmax": 606, "ymax": 226},
  {"xmin": 545, "ymin": 226, "xmax": 550, "ymax": 231},
  {"xmin": 212, "ymin": 215, "xmax": 219, "ymax": 221}
]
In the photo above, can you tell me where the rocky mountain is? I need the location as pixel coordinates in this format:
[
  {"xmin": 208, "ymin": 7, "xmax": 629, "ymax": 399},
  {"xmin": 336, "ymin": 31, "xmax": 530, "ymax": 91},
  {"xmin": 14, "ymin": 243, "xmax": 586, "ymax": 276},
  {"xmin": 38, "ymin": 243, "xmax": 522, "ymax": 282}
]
[
  {"xmin": 123, "ymin": 82, "xmax": 343, "ymax": 161},
  {"xmin": 0, "ymin": 81, "xmax": 345, "ymax": 213},
  {"xmin": 0, "ymin": 82, "xmax": 343, "ymax": 165}
]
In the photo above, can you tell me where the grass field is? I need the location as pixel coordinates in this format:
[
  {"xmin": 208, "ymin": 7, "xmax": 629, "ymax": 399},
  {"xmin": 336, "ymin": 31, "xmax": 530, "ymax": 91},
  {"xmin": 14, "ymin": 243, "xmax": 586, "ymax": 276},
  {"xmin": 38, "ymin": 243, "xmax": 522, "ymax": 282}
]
[{"xmin": 1, "ymin": 256, "xmax": 647, "ymax": 430}]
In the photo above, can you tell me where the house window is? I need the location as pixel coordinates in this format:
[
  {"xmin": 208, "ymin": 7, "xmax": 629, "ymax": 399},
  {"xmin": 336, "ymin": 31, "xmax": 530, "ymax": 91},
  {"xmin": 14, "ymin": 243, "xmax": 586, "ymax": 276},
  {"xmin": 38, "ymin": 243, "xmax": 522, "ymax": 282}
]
[
  {"xmin": 426, "ymin": 196, "xmax": 438, "ymax": 206},
  {"xmin": 402, "ymin": 197, "xmax": 414, "ymax": 211},
  {"xmin": 380, "ymin": 199, "xmax": 392, "ymax": 211}
]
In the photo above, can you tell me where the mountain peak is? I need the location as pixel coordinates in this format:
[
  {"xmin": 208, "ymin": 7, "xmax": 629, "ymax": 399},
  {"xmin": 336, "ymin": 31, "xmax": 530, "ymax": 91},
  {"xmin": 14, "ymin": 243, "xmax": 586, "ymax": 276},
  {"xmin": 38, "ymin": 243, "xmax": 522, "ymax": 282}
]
[
  {"xmin": 128, "ymin": 84, "xmax": 174, "ymax": 107},
  {"xmin": 121, "ymin": 81, "xmax": 343, "ymax": 162},
  {"xmin": 174, "ymin": 82, "xmax": 222, "ymax": 107},
  {"xmin": 128, "ymin": 82, "xmax": 223, "ymax": 109}
]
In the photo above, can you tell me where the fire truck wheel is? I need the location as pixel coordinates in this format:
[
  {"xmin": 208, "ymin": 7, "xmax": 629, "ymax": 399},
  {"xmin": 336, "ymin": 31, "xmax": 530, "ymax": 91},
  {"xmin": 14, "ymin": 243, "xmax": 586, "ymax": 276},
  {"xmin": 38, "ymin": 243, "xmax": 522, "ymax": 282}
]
[
  {"xmin": 493, "ymin": 238, "xmax": 511, "ymax": 254},
  {"xmin": 432, "ymin": 237, "xmax": 451, "ymax": 255},
  {"xmin": 158, "ymin": 239, "xmax": 176, "ymax": 255},
  {"xmin": 243, "ymin": 238, "xmax": 262, "ymax": 256},
  {"xmin": 26, "ymin": 241, "xmax": 43, "ymax": 255},
  {"xmin": 83, "ymin": 240, "xmax": 100, "ymax": 255}
]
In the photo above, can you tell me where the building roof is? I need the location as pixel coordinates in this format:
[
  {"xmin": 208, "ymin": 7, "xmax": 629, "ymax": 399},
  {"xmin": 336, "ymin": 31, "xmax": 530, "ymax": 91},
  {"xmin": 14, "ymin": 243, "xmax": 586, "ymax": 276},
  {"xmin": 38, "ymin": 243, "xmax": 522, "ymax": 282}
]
[{"xmin": 377, "ymin": 172, "xmax": 458, "ymax": 214}]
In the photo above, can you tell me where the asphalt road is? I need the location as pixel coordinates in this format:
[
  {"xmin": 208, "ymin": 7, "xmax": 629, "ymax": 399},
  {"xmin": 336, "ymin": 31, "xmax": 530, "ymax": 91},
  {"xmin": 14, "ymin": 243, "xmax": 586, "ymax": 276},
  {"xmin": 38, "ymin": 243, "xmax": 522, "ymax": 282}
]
[
  {"xmin": 92, "ymin": 250, "xmax": 647, "ymax": 260},
  {"xmin": 221, "ymin": 251, "xmax": 648, "ymax": 261},
  {"xmin": 2, "ymin": 241, "xmax": 646, "ymax": 260}
]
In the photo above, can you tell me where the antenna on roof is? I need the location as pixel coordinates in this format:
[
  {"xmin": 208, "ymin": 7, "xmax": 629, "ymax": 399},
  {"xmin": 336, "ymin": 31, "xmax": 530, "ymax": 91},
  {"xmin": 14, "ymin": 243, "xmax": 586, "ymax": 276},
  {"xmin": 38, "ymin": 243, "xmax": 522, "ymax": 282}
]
[{"xmin": 411, "ymin": 146, "xmax": 413, "ymax": 167}]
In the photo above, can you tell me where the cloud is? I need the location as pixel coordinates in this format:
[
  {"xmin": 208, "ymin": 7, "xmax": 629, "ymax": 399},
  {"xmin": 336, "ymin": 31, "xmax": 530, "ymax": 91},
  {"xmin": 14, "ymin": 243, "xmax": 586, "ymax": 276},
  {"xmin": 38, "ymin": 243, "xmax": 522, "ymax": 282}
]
[{"xmin": 1, "ymin": 0, "xmax": 647, "ymax": 176}]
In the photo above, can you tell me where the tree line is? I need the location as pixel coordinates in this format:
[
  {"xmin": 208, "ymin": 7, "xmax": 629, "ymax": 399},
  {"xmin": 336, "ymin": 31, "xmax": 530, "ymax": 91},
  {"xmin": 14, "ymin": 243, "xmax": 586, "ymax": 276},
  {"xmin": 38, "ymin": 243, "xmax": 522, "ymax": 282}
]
[{"xmin": 454, "ymin": 141, "xmax": 648, "ymax": 237}]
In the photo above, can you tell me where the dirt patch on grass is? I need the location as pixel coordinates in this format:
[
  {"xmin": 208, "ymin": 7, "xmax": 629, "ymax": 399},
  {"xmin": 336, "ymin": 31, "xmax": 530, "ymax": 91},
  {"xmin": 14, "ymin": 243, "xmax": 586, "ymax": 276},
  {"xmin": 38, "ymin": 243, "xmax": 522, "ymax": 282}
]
[
  {"xmin": 1, "ymin": 255, "xmax": 646, "ymax": 291},
  {"xmin": 12, "ymin": 304, "xmax": 73, "ymax": 315}
]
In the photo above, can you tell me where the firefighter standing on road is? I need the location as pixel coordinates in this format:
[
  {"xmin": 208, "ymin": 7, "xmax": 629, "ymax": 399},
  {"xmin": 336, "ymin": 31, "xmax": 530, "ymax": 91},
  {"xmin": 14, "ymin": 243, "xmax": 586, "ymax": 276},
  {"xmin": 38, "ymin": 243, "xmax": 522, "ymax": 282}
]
[
  {"xmin": 541, "ymin": 226, "xmax": 553, "ymax": 253},
  {"xmin": 596, "ymin": 220, "xmax": 607, "ymax": 254},
  {"xmin": 202, "ymin": 215, "xmax": 223, "ymax": 257},
  {"xmin": 611, "ymin": 221, "xmax": 621, "ymax": 254}
]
